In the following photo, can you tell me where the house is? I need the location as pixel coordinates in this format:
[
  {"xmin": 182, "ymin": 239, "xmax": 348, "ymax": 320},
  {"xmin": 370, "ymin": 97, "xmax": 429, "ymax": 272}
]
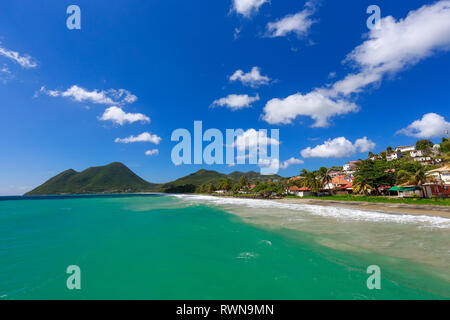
[
  {"xmin": 328, "ymin": 170, "xmax": 341, "ymax": 178},
  {"xmin": 288, "ymin": 186, "xmax": 314, "ymax": 197},
  {"xmin": 289, "ymin": 176, "xmax": 305, "ymax": 181},
  {"xmin": 422, "ymin": 184, "xmax": 450, "ymax": 198},
  {"xmin": 387, "ymin": 152, "xmax": 404, "ymax": 161},
  {"xmin": 343, "ymin": 161, "xmax": 359, "ymax": 173},
  {"xmin": 432, "ymin": 144, "xmax": 441, "ymax": 154},
  {"xmin": 334, "ymin": 182, "xmax": 353, "ymax": 195},
  {"xmin": 410, "ymin": 150, "xmax": 424, "ymax": 158},
  {"xmin": 395, "ymin": 146, "xmax": 416, "ymax": 153},
  {"xmin": 331, "ymin": 175, "xmax": 353, "ymax": 189},
  {"xmin": 426, "ymin": 166, "xmax": 450, "ymax": 185},
  {"xmin": 413, "ymin": 157, "xmax": 433, "ymax": 165}
]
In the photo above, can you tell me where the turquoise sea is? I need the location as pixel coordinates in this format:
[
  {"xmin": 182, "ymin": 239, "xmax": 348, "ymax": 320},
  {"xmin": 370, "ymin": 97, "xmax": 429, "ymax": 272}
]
[{"xmin": 0, "ymin": 194, "xmax": 449, "ymax": 300}]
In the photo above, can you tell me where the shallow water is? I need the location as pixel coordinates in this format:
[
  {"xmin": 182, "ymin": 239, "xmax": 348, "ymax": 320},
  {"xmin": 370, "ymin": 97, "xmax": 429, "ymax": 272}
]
[{"xmin": 0, "ymin": 194, "xmax": 449, "ymax": 299}]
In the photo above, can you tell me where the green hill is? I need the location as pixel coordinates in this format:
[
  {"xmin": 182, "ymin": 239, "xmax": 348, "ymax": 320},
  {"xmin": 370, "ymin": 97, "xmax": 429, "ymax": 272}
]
[
  {"xmin": 159, "ymin": 169, "xmax": 281, "ymax": 192},
  {"xmin": 26, "ymin": 162, "xmax": 159, "ymax": 195},
  {"xmin": 26, "ymin": 163, "xmax": 283, "ymax": 195}
]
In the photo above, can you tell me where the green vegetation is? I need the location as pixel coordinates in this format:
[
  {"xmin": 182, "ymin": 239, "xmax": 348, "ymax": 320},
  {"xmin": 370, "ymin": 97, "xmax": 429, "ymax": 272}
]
[
  {"xmin": 160, "ymin": 169, "xmax": 281, "ymax": 194},
  {"xmin": 286, "ymin": 195, "xmax": 450, "ymax": 206},
  {"xmin": 26, "ymin": 162, "xmax": 159, "ymax": 195},
  {"xmin": 27, "ymin": 164, "xmax": 282, "ymax": 195}
]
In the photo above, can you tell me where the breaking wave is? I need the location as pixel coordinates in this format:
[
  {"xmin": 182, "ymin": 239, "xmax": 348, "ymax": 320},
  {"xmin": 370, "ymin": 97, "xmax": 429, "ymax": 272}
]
[{"xmin": 171, "ymin": 194, "xmax": 450, "ymax": 229}]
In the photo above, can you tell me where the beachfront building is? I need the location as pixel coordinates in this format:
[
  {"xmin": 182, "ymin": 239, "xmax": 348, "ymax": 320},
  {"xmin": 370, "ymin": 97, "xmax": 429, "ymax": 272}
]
[
  {"xmin": 387, "ymin": 152, "xmax": 405, "ymax": 161},
  {"xmin": 389, "ymin": 186, "xmax": 423, "ymax": 198},
  {"xmin": 330, "ymin": 175, "xmax": 353, "ymax": 189},
  {"xmin": 426, "ymin": 166, "xmax": 450, "ymax": 185},
  {"xmin": 334, "ymin": 182, "xmax": 353, "ymax": 195},
  {"xmin": 288, "ymin": 186, "xmax": 314, "ymax": 197},
  {"xmin": 422, "ymin": 184, "xmax": 450, "ymax": 198}
]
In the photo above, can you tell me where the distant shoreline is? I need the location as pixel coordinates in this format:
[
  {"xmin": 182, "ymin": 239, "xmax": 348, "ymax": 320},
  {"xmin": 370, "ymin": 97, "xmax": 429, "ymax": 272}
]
[
  {"xmin": 5, "ymin": 192, "xmax": 450, "ymax": 219},
  {"xmin": 210, "ymin": 194, "xmax": 450, "ymax": 219}
]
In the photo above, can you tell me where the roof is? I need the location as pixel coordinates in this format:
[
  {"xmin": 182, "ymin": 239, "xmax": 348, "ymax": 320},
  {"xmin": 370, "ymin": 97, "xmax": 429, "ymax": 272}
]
[
  {"xmin": 332, "ymin": 175, "xmax": 352, "ymax": 186},
  {"xmin": 289, "ymin": 186, "xmax": 311, "ymax": 192},
  {"xmin": 290, "ymin": 176, "xmax": 305, "ymax": 181},
  {"xmin": 389, "ymin": 186, "xmax": 422, "ymax": 192},
  {"xmin": 427, "ymin": 166, "xmax": 450, "ymax": 174},
  {"xmin": 341, "ymin": 183, "xmax": 353, "ymax": 189}
]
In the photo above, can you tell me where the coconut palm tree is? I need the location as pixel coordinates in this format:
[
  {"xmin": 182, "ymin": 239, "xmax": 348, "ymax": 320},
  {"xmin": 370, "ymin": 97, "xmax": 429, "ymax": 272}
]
[
  {"xmin": 318, "ymin": 167, "xmax": 332, "ymax": 188},
  {"xmin": 409, "ymin": 168, "xmax": 427, "ymax": 186},
  {"xmin": 396, "ymin": 169, "xmax": 412, "ymax": 185},
  {"xmin": 353, "ymin": 176, "xmax": 373, "ymax": 195}
]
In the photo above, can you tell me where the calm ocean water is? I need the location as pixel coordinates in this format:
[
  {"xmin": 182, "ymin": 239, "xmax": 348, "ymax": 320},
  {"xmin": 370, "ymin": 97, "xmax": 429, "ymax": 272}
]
[{"xmin": 0, "ymin": 194, "xmax": 449, "ymax": 300}]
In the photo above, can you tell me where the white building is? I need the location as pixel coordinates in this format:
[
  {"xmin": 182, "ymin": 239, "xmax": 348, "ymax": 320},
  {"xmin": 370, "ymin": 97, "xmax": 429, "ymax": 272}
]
[
  {"xmin": 343, "ymin": 161, "xmax": 359, "ymax": 173},
  {"xmin": 426, "ymin": 166, "xmax": 450, "ymax": 185},
  {"xmin": 387, "ymin": 152, "xmax": 404, "ymax": 161},
  {"xmin": 395, "ymin": 146, "xmax": 415, "ymax": 153},
  {"xmin": 432, "ymin": 144, "xmax": 440, "ymax": 153},
  {"xmin": 410, "ymin": 150, "xmax": 424, "ymax": 158},
  {"xmin": 413, "ymin": 156, "xmax": 432, "ymax": 164}
]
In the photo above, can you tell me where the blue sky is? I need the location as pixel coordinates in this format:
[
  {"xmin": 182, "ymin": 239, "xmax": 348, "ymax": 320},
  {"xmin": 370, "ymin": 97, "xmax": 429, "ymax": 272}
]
[{"xmin": 1, "ymin": 0, "xmax": 449, "ymax": 195}]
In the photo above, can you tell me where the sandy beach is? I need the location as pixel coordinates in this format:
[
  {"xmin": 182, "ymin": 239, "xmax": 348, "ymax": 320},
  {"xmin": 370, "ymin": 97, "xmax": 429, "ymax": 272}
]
[{"xmin": 276, "ymin": 198, "xmax": 450, "ymax": 219}]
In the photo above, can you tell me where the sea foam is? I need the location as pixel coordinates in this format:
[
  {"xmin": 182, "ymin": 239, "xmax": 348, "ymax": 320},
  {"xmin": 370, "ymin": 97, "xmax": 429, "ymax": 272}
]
[{"xmin": 171, "ymin": 194, "xmax": 450, "ymax": 229}]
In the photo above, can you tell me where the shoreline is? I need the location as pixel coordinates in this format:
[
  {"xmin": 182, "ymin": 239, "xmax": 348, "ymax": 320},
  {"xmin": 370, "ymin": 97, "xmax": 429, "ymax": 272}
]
[{"xmin": 210, "ymin": 195, "xmax": 450, "ymax": 219}]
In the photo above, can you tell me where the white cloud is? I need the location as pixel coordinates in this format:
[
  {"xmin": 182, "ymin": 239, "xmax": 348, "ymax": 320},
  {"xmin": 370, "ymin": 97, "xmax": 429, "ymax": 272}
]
[
  {"xmin": 212, "ymin": 94, "xmax": 259, "ymax": 111},
  {"xmin": 234, "ymin": 128, "xmax": 280, "ymax": 151},
  {"xmin": 262, "ymin": 1, "xmax": 450, "ymax": 125},
  {"xmin": 301, "ymin": 137, "xmax": 376, "ymax": 158},
  {"xmin": 397, "ymin": 113, "xmax": 450, "ymax": 138},
  {"xmin": 40, "ymin": 85, "xmax": 137, "ymax": 106},
  {"xmin": 1, "ymin": 65, "xmax": 10, "ymax": 74},
  {"xmin": 229, "ymin": 67, "xmax": 271, "ymax": 87},
  {"xmin": 266, "ymin": 1, "xmax": 317, "ymax": 38},
  {"xmin": 262, "ymin": 89, "xmax": 359, "ymax": 127},
  {"xmin": 0, "ymin": 43, "xmax": 37, "ymax": 68},
  {"xmin": 331, "ymin": 1, "xmax": 450, "ymax": 96},
  {"xmin": 232, "ymin": 0, "xmax": 268, "ymax": 17},
  {"xmin": 145, "ymin": 149, "xmax": 159, "ymax": 156},
  {"xmin": 258, "ymin": 157, "xmax": 303, "ymax": 173},
  {"xmin": 115, "ymin": 132, "xmax": 162, "ymax": 144},
  {"xmin": 279, "ymin": 157, "xmax": 304, "ymax": 169},
  {"xmin": 99, "ymin": 106, "xmax": 150, "ymax": 125}
]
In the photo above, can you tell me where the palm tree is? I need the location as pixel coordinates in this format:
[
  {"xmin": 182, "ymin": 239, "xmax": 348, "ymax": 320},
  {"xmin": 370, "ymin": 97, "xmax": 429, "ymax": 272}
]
[
  {"xmin": 397, "ymin": 169, "xmax": 427, "ymax": 186},
  {"xmin": 318, "ymin": 167, "xmax": 332, "ymax": 188},
  {"xmin": 396, "ymin": 169, "xmax": 412, "ymax": 185},
  {"xmin": 409, "ymin": 169, "xmax": 427, "ymax": 186},
  {"xmin": 353, "ymin": 176, "xmax": 373, "ymax": 195},
  {"xmin": 305, "ymin": 171, "xmax": 321, "ymax": 193},
  {"xmin": 239, "ymin": 176, "xmax": 249, "ymax": 189}
]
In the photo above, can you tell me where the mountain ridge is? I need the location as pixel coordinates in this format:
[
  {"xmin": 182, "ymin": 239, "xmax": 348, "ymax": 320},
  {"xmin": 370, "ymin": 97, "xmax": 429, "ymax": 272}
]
[{"xmin": 26, "ymin": 162, "xmax": 283, "ymax": 195}]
